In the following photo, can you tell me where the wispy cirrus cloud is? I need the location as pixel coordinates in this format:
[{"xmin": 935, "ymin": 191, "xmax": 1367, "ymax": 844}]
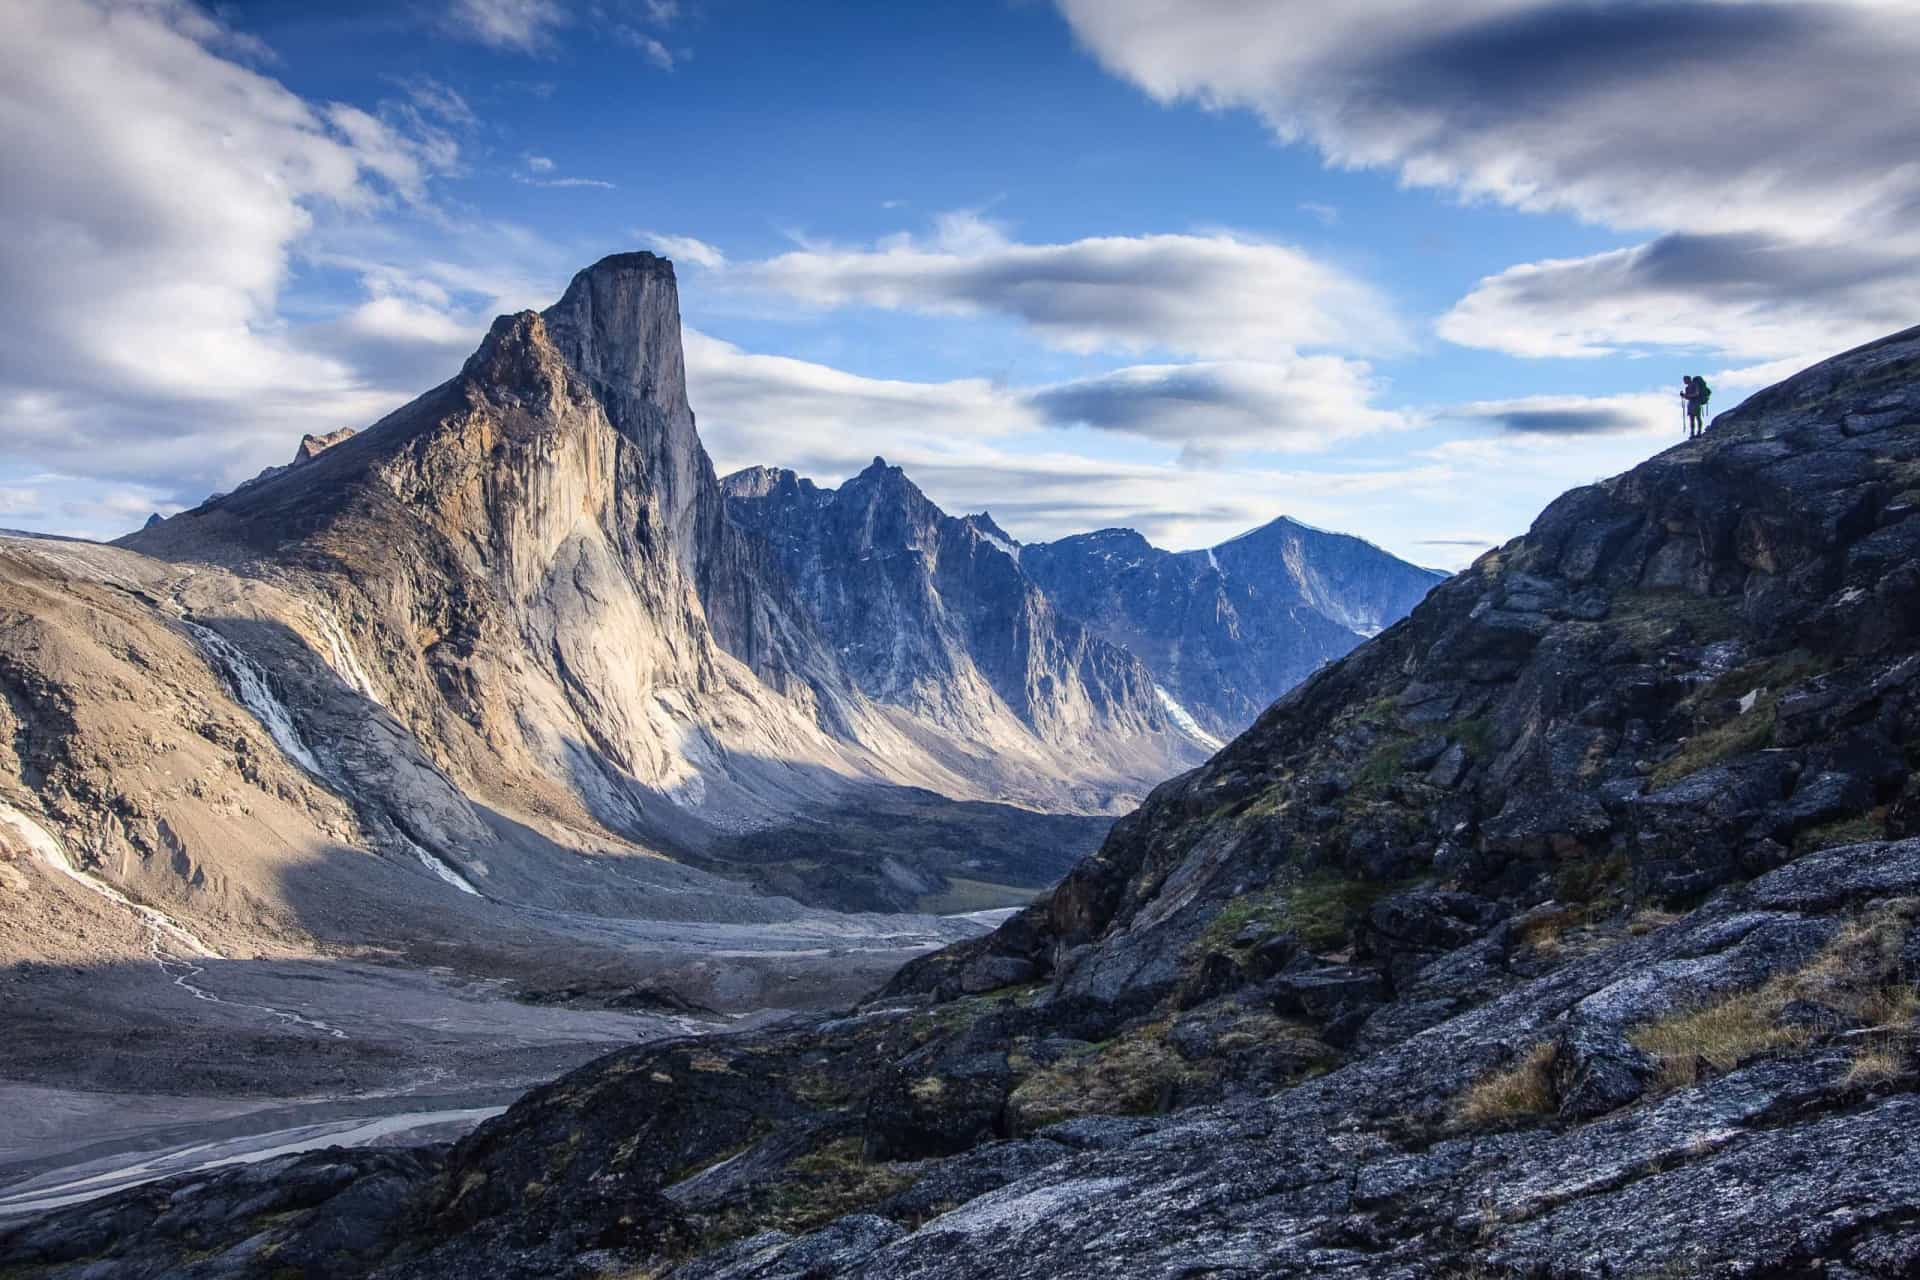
[{"xmin": 443, "ymin": 0, "xmax": 568, "ymax": 51}]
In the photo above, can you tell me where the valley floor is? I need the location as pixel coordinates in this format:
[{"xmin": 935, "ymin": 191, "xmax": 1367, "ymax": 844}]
[{"xmin": 0, "ymin": 908, "xmax": 988, "ymax": 1219}]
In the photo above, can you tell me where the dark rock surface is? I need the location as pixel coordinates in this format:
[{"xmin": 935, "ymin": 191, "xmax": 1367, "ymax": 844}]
[{"xmin": 12, "ymin": 330, "xmax": 1920, "ymax": 1277}]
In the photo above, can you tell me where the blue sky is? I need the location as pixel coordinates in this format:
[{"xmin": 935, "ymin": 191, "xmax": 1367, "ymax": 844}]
[{"xmin": 4, "ymin": 1, "xmax": 1917, "ymax": 567}]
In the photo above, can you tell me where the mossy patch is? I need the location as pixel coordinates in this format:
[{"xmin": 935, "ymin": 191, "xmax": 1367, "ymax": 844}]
[
  {"xmin": 694, "ymin": 1138, "xmax": 920, "ymax": 1250},
  {"xmin": 1006, "ymin": 1018, "xmax": 1194, "ymax": 1133},
  {"xmin": 1652, "ymin": 649, "xmax": 1833, "ymax": 787},
  {"xmin": 1795, "ymin": 808, "xmax": 1888, "ymax": 852}
]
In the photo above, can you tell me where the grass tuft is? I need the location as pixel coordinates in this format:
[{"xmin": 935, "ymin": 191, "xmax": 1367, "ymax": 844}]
[{"xmin": 1450, "ymin": 1042, "xmax": 1557, "ymax": 1130}]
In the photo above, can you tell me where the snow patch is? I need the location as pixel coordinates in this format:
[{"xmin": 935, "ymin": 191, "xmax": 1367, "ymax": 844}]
[
  {"xmin": 974, "ymin": 525, "xmax": 1020, "ymax": 563},
  {"xmin": 399, "ymin": 835, "xmax": 482, "ymax": 896},
  {"xmin": 1206, "ymin": 547, "xmax": 1220, "ymax": 574},
  {"xmin": 306, "ymin": 604, "xmax": 382, "ymax": 705},
  {"xmin": 185, "ymin": 622, "xmax": 324, "ymax": 776},
  {"xmin": 1154, "ymin": 685, "xmax": 1225, "ymax": 750}
]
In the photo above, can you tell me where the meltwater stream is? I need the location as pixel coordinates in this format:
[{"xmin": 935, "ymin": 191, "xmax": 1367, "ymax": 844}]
[
  {"xmin": 0, "ymin": 800, "xmax": 346, "ymax": 1039},
  {"xmin": 184, "ymin": 622, "xmax": 324, "ymax": 776}
]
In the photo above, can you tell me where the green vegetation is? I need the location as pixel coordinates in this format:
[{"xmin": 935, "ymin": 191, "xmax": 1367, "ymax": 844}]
[
  {"xmin": 1452, "ymin": 716, "xmax": 1495, "ymax": 760},
  {"xmin": 1651, "ymin": 705, "xmax": 1777, "ymax": 787},
  {"xmin": 695, "ymin": 1138, "xmax": 920, "ymax": 1249},
  {"xmin": 1553, "ymin": 853, "xmax": 1628, "ymax": 907},
  {"xmin": 1286, "ymin": 872, "xmax": 1405, "ymax": 951},
  {"xmin": 1609, "ymin": 589, "xmax": 1742, "ymax": 648},
  {"xmin": 1191, "ymin": 871, "xmax": 1407, "ymax": 962},
  {"xmin": 1652, "ymin": 649, "xmax": 1832, "ymax": 788},
  {"xmin": 1350, "ymin": 738, "xmax": 1410, "ymax": 799},
  {"xmin": 1006, "ymin": 1018, "xmax": 1193, "ymax": 1133},
  {"xmin": 1795, "ymin": 809, "xmax": 1887, "ymax": 852}
]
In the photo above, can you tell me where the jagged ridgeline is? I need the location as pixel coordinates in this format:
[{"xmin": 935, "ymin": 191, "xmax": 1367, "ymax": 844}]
[{"xmin": 11, "ymin": 314, "xmax": 1920, "ymax": 1276}]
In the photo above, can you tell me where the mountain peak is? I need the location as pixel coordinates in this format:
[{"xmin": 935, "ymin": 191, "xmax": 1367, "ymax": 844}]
[{"xmin": 539, "ymin": 250, "xmax": 688, "ymax": 413}]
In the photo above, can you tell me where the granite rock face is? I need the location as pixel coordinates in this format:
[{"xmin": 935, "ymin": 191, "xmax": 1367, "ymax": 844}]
[{"xmin": 17, "ymin": 331, "xmax": 1920, "ymax": 1276}]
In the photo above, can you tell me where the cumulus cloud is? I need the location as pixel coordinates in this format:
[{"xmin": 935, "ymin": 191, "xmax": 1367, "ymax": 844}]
[
  {"xmin": 730, "ymin": 215, "xmax": 1405, "ymax": 359},
  {"xmin": 1055, "ymin": 1, "xmax": 1920, "ymax": 366}
]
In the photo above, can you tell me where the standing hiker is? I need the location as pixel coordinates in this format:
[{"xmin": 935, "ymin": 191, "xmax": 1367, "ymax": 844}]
[{"xmin": 1683, "ymin": 375, "xmax": 1712, "ymax": 437}]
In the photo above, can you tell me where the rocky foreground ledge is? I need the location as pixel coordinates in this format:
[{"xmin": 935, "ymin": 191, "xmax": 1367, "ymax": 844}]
[{"xmin": 8, "ymin": 328, "xmax": 1920, "ymax": 1277}]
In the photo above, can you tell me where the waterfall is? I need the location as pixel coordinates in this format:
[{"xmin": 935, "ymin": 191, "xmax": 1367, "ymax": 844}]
[
  {"xmin": 184, "ymin": 622, "xmax": 324, "ymax": 776},
  {"xmin": 399, "ymin": 834, "xmax": 482, "ymax": 897}
]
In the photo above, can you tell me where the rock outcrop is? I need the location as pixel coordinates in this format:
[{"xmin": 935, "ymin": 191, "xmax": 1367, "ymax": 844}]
[{"xmin": 16, "ymin": 326, "xmax": 1920, "ymax": 1275}]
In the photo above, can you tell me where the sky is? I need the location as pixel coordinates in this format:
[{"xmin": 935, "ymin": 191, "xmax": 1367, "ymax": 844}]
[{"xmin": 3, "ymin": 1, "xmax": 1918, "ymax": 569}]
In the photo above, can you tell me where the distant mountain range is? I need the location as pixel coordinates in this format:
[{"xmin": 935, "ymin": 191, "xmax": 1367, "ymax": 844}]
[{"xmin": 726, "ymin": 460, "xmax": 1443, "ymax": 745}]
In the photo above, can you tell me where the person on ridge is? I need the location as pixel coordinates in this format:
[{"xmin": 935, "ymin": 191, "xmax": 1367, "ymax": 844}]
[{"xmin": 1683, "ymin": 375, "xmax": 1712, "ymax": 437}]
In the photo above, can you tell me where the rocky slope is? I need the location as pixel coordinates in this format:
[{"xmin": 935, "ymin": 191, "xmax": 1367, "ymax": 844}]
[
  {"xmin": 14, "ymin": 328, "xmax": 1919, "ymax": 1276},
  {"xmin": 1021, "ymin": 518, "xmax": 1443, "ymax": 738}
]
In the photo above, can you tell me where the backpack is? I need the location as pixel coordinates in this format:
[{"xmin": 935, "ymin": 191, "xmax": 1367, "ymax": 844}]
[{"xmin": 1695, "ymin": 379, "xmax": 1711, "ymax": 404}]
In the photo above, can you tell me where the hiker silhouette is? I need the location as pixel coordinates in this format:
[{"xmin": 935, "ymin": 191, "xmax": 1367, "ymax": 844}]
[{"xmin": 1682, "ymin": 375, "xmax": 1712, "ymax": 438}]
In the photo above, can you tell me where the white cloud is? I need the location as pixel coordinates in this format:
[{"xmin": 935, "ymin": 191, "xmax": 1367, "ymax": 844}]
[
  {"xmin": 0, "ymin": 487, "xmax": 43, "ymax": 518},
  {"xmin": 1055, "ymin": 1, "xmax": 1920, "ymax": 368},
  {"xmin": 1029, "ymin": 357, "xmax": 1411, "ymax": 457},
  {"xmin": 444, "ymin": 0, "xmax": 567, "ymax": 51},
  {"xmin": 1298, "ymin": 201, "xmax": 1339, "ymax": 227},
  {"xmin": 1056, "ymin": 0, "xmax": 1920, "ymax": 243},
  {"xmin": 640, "ymin": 231, "xmax": 727, "ymax": 269},
  {"xmin": 729, "ymin": 219, "xmax": 1406, "ymax": 360},
  {"xmin": 0, "ymin": 0, "xmax": 486, "ymax": 503},
  {"xmin": 514, "ymin": 152, "xmax": 615, "ymax": 189},
  {"xmin": 683, "ymin": 330, "xmax": 1465, "ymax": 557},
  {"xmin": 1439, "ymin": 233, "xmax": 1920, "ymax": 366},
  {"xmin": 618, "ymin": 30, "xmax": 675, "ymax": 69}
]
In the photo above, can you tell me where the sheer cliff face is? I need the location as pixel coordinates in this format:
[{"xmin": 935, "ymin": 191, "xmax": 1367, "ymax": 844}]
[
  {"xmin": 722, "ymin": 462, "xmax": 1199, "ymax": 779},
  {"xmin": 121, "ymin": 256, "xmax": 941, "ymax": 848}
]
